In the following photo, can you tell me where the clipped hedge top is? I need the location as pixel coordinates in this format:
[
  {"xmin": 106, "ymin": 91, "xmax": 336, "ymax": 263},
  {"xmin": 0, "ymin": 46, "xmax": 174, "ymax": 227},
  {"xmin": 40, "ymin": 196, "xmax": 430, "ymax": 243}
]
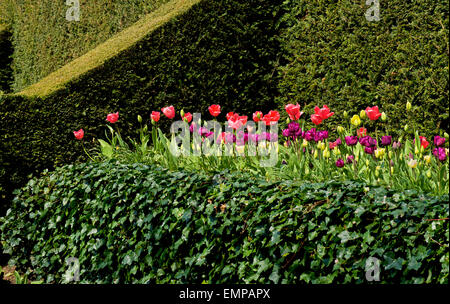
[
  {"xmin": 1, "ymin": 161, "xmax": 448, "ymax": 283},
  {"xmin": 17, "ymin": 0, "xmax": 201, "ymax": 97}
]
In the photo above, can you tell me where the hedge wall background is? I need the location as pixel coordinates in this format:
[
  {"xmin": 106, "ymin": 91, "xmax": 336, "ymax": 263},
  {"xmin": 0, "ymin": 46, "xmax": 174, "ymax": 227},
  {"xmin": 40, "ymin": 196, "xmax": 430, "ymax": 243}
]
[
  {"xmin": 5, "ymin": 0, "xmax": 171, "ymax": 92},
  {"xmin": 0, "ymin": 0, "xmax": 284, "ymax": 213},
  {"xmin": 0, "ymin": 25, "xmax": 12, "ymax": 93},
  {"xmin": 276, "ymin": 0, "xmax": 449, "ymax": 137},
  {"xmin": 1, "ymin": 162, "xmax": 448, "ymax": 283}
]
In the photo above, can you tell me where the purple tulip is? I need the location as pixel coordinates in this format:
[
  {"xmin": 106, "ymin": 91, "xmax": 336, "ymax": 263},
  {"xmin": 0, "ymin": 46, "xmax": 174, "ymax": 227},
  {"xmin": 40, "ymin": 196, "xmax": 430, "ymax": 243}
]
[
  {"xmin": 189, "ymin": 123, "xmax": 197, "ymax": 133},
  {"xmin": 336, "ymin": 159, "xmax": 345, "ymax": 168},
  {"xmin": 381, "ymin": 136, "xmax": 392, "ymax": 146},
  {"xmin": 392, "ymin": 141, "xmax": 401, "ymax": 149},
  {"xmin": 365, "ymin": 146, "xmax": 376, "ymax": 154},
  {"xmin": 434, "ymin": 136, "xmax": 446, "ymax": 147},
  {"xmin": 347, "ymin": 155, "xmax": 355, "ymax": 164},
  {"xmin": 433, "ymin": 147, "xmax": 447, "ymax": 162},
  {"xmin": 345, "ymin": 136, "xmax": 358, "ymax": 146},
  {"xmin": 282, "ymin": 129, "xmax": 290, "ymax": 137}
]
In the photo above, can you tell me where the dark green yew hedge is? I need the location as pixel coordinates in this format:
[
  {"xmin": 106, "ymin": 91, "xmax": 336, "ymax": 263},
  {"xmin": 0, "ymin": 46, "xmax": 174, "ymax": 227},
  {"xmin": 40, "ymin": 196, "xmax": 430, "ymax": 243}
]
[
  {"xmin": 0, "ymin": 0, "xmax": 283, "ymax": 212},
  {"xmin": 1, "ymin": 161, "xmax": 448, "ymax": 283},
  {"xmin": 0, "ymin": 25, "xmax": 12, "ymax": 93},
  {"xmin": 277, "ymin": 0, "xmax": 449, "ymax": 137}
]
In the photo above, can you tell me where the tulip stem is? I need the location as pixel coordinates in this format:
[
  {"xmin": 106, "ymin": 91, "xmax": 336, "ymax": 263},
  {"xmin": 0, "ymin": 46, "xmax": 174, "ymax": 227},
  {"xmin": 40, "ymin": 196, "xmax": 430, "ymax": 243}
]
[{"xmin": 82, "ymin": 142, "xmax": 95, "ymax": 162}]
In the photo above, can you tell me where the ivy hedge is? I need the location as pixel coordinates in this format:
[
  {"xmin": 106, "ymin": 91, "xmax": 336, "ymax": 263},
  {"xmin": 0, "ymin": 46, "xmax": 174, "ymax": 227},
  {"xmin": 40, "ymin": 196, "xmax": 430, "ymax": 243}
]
[
  {"xmin": 0, "ymin": 25, "xmax": 12, "ymax": 93},
  {"xmin": 276, "ymin": 0, "xmax": 449, "ymax": 137},
  {"xmin": 0, "ymin": 0, "xmax": 283, "ymax": 212},
  {"xmin": 0, "ymin": 161, "xmax": 448, "ymax": 283}
]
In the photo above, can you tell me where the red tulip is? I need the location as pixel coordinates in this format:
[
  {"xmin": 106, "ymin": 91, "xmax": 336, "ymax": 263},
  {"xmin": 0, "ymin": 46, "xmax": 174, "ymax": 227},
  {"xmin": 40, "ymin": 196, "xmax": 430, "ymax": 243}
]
[
  {"xmin": 151, "ymin": 111, "xmax": 161, "ymax": 122},
  {"xmin": 161, "ymin": 106, "xmax": 175, "ymax": 119},
  {"xmin": 73, "ymin": 129, "xmax": 84, "ymax": 140},
  {"xmin": 314, "ymin": 105, "xmax": 334, "ymax": 120},
  {"xmin": 419, "ymin": 136, "xmax": 429, "ymax": 149},
  {"xmin": 285, "ymin": 103, "xmax": 303, "ymax": 121},
  {"xmin": 253, "ymin": 111, "xmax": 263, "ymax": 122},
  {"xmin": 106, "ymin": 112, "xmax": 119, "ymax": 124},
  {"xmin": 357, "ymin": 127, "xmax": 367, "ymax": 138},
  {"xmin": 208, "ymin": 104, "xmax": 221, "ymax": 117},
  {"xmin": 310, "ymin": 114, "xmax": 323, "ymax": 125},
  {"xmin": 226, "ymin": 112, "xmax": 235, "ymax": 121},
  {"xmin": 365, "ymin": 106, "xmax": 382, "ymax": 121},
  {"xmin": 182, "ymin": 112, "xmax": 193, "ymax": 123}
]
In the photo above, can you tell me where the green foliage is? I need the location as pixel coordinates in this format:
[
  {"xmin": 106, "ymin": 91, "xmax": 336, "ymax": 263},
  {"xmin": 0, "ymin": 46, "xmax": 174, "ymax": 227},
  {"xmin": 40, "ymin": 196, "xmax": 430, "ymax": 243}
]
[
  {"xmin": 0, "ymin": 25, "xmax": 12, "ymax": 93},
  {"xmin": 0, "ymin": 0, "xmax": 283, "ymax": 211},
  {"xmin": 6, "ymin": 0, "xmax": 171, "ymax": 91},
  {"xmin": 277, "ymin": 0, "xmax": 449, "ymax": 139},
  {"xmin": 0, "ymin": 161, "xmax": 448, "ymax": 283}
]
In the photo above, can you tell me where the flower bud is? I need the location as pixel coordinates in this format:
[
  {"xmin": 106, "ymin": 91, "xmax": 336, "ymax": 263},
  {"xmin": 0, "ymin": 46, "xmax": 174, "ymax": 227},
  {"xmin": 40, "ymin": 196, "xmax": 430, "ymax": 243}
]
[
  {"xmin": 381, "ymin": 112, "xmax": 387, "ymax": 121},
  {"xmin": 360, "ymin": 110, "xmax": 366, "ymax": 119},
  {"xmin": 391, "ymin": 167, "xmax": 394, "ymax": 174},
  {"xmin": 143, "ymin": 125, "xmax": 148, "ymax": 133},
  {"xmin": 286, "ymin": 117, "xmax": 290, "ymax": 124},
  {"xmin": 314, "ymin": 150, "xmax": 318, "ymax": 159},
  {"xmin": 180, "ymin": 109, "xmax": 185, "ymax": 118},
  {"xmin": 137, "ymin": 115, "xmax": 143, "ymax": 123},
  {"xmin": 337, "ymin": 126, "xmax": 345, "ymax": 134},
  {"xmin": 404, "ymin": 124, "xmax": 409, "ymax": 132},
  {"xmin": 343, "ymin": 111, "xmax": 348, "ymax": 118},
  {"xmin": 406, "ymin": 101, "xmax": 412, "ymax": 111},
  {"xmin": 444, "ymin": 132, "xmax": 449, "ymax": 140},
  {"xmin": 426, "ymin": 170, "xmax": 432, "ymax": 178}
]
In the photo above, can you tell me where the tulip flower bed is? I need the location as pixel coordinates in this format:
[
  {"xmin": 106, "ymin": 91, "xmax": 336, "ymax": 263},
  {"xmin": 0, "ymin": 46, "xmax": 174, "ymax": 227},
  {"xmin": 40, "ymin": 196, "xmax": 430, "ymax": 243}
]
[
  {"xmin": 1, "ymin": 161, "xmax": 448, "ymax": 283},
  {"xmin": 83, "ymin": 103, "xmax": 449, "ymax": 195}
]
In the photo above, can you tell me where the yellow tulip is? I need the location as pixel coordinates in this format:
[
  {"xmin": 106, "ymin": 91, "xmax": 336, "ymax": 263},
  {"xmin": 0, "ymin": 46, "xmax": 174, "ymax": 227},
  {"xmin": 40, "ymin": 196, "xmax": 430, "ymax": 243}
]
[
  {"xmin": 365, "ymin": 159, "xmax": 369, "ymax": 166},
  {"xmin": 360, "ymin": 110, "xmax": 366, "ymax": 119},
  {"xmin": 313, "ymin": 150, "xmax": 318, "ymax": 159},
  {"xmin": 375, "ymin": 148, "xmax": 386, "ymax": 159},
  {"xmin": 323, "ymin": 148, "xmax": 330, "ymax": 158},
  {"xmin": 333, "ymin": 148, "xmax": 341, "ymax": 156},
  {"xmin": 426, "ymin": 170, "xmax": 432, "ymax": 178},
  {"xmin": 391, "ymin": 167, "xmax": 394, "ymax": 174},
  {"xmin": 337, "ymin": 126, "xmax": 345, "ymax": 134},
  {"xmin": 350, "ymin": 115, "xmax": 361, "ymax": 127},
  {"xmin": 318, "ymin": 142, "xmax": 326, "ymax": 151},
  {"xmin": 302, "ymin": 139, "xmax": 308, "ymax": 147},
  {"xmin": 424, "ymin": 155, "xmax": 431, "ymax": 164},
  {"xmin": 408, "ymin": 159, "xmax": 418, "ymax": 169}
]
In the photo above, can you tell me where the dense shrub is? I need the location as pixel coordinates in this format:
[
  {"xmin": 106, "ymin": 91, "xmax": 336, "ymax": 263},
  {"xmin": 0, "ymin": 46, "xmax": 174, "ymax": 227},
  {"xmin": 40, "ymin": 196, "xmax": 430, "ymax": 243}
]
[
  {"xmin": 0, "ymin": 161, "xmax": 448, "ymax": 283},
  {"xmin": 277, "ymin": 0, "xmax": 449, "ymax": 138},
  {"xmin": 0, "ymin": 25, "xmax": 12, "ymax": 93},
  {"xmin": 5, "ymin": 0, "xmax": 171, "ymax": 91},
  {"xmin": 0, "ymin": 0, "xmax": 283, "ymax": 212}
]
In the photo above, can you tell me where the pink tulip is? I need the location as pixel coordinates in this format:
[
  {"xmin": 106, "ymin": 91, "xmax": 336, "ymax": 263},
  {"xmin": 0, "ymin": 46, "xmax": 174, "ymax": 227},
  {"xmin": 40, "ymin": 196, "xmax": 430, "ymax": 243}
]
[
  {"xmin": 73, "ymin": 129, "xmax": 84, "ymax": 140},
  {"xmin": 161, "ymin": 106, "xmax": 175, "ymax": 119},
  {"xmin": 106, "ymin": 112, "xmax": 119, "ymax": 124}
]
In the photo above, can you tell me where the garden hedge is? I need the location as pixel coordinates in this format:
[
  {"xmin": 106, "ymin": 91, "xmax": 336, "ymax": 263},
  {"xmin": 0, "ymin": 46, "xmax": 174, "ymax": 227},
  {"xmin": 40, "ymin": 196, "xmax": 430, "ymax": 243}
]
[
  {"xmin": 6, "ymin": 0, "xmax": 171, "ymax": 91},
  {"xmin": 0, "ymin": 24, "xmax": 12, "ymax": 93},
  {"xmin": 0, "ymin": 0, "xmax": 283, "ymax": 212},
  {"xmin": 277, "ymin": 0, "xmax": 449, "ymax": 137},
  {"xmin": 0, "ymin": 161, "xmax": 448, "ymax": 283}
]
